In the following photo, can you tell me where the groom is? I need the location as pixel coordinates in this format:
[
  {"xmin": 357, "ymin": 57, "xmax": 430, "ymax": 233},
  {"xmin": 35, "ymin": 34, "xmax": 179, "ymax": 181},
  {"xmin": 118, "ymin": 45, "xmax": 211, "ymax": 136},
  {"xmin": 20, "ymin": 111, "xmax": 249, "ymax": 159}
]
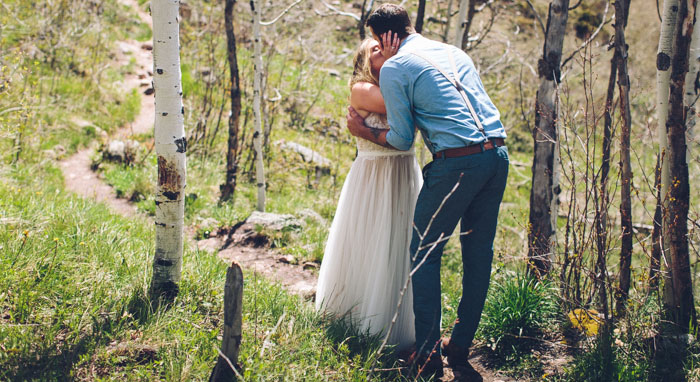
[{"xmin": 346, "ymin": 4, "xmax": 509, "ymax": 380}]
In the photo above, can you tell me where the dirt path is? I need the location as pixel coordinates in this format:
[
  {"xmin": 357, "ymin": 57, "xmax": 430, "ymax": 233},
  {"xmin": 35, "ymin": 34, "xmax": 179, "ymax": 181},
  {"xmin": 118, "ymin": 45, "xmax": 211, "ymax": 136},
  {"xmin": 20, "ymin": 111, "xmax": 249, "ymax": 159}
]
[
  {"xmin": 58, "ymin": 0, "xmax": 318, "ymax": 297},
  {"xmin": 60, "ymin": 44, "xmax": 152, "ymax": 217}
]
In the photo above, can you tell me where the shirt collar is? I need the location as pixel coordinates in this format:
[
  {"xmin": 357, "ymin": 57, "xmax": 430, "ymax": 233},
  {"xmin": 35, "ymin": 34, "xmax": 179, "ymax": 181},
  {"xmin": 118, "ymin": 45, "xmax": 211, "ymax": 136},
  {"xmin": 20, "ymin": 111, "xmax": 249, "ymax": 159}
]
[{"xmin": 399, "ymin": 33, "xmax": 420, "ymax": 50}]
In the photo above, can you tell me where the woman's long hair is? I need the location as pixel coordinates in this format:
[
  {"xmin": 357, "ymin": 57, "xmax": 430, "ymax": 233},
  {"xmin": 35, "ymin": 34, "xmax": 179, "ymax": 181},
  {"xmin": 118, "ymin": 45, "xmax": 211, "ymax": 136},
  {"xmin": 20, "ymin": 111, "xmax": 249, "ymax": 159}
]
[{"xmin": 349, "ymin": 39, "xmax": 378, "ymax": 89}]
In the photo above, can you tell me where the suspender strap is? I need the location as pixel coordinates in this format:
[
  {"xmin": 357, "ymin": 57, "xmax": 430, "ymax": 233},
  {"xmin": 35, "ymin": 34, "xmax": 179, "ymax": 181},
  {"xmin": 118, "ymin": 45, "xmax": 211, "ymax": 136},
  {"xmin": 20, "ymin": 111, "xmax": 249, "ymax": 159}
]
[{"xmin": 409, "ymin": 50, "xmax": 488, "ymax": 138}]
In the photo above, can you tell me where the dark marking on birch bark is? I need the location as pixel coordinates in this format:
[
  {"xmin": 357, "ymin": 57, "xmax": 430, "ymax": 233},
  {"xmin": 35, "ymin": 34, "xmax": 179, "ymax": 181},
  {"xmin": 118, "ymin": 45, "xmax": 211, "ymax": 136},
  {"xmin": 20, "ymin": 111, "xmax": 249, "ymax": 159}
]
[
  {"xmin": 657, "ymin": 53, "xmax": 671, "ymax": 71},
  {"xmin": 155, "ymin": 222, "xmax": 166, "ymax": 227},
  {"xmin": 174, "ymin": 137, "xmax": 187, "ymax": 153},
  {"xmin": 181, "ymin": 106, "xmax": 184, "ymax": 114},
  {"xmin": 157, "ymin": 258, "xmax": 174, "ymax": 266},
  {"xmin": 158, "ymin": 155, "xmax": 183, "ymax": 196},
  {"xmin": 162, "ymin": 112, "xmax": 168, "ymax": 116},
  {"xmin": 163, "ymin": 191, "xmax": 179, "ymax": 200},
  {"xmin": 157, "ymin": 68, "xmax": 164, "ymax": 74}
]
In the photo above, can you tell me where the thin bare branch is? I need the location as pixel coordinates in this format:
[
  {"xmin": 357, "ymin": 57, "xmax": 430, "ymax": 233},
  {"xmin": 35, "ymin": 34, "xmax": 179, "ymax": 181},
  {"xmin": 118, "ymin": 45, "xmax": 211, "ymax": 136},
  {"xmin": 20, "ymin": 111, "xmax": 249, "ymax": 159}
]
[
  {"xmin": 524, "ymin": 0, "xmax": 546, "ymax": 35},
  {"xmin": 216, "ymin": 347, "xmax": 246, "ymax": 381},
  {"xmin": 318, "ymin": 0, "xmax": 360, "ymax": 21},
  {"xmin": 260, "ymin": 0, "xmax": 304, "ymax": 26},
  {"xmin": 367, "ymin": 175, "xmax": 464, "ymax": 380}
]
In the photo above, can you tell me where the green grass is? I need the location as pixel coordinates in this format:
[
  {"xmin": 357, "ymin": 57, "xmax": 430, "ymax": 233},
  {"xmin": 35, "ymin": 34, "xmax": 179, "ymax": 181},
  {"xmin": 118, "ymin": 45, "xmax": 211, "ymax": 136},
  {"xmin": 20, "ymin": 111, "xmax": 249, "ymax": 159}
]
[
  {"xmin": 477, "ymin": 274, "xmax": 560, "ymax": 356},
  {"xmin": 3, "ymin": 0, "xmax": 700, "ymax": 380},
  {"xmin": 0, "ymin": 165, "xmax": 417, "ymax": 381}
]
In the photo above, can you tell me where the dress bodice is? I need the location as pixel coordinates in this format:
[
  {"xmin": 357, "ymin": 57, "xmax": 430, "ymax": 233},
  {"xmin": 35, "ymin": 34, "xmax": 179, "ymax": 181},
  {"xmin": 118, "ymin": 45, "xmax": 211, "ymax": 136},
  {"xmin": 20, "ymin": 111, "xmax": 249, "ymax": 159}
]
[{"xmin": 356, "ymin": 113, "xmax": 414, "ymax": 157}]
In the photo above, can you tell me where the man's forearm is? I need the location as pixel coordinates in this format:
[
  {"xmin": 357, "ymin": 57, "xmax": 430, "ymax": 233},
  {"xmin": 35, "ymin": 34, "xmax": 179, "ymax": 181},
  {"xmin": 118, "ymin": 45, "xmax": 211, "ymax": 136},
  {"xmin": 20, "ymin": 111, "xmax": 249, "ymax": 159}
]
[{"xmin": 359, "ymin": 126, "xmax": 396, "ymax": 149}]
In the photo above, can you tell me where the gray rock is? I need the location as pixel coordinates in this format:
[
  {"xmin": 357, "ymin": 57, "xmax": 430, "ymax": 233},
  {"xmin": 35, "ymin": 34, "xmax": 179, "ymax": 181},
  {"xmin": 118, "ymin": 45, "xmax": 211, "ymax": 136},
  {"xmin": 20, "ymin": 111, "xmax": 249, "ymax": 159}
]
[
  {"xmin": 298, "ymin": 208, "xmax": 327, "ymax": 225},
  {"xmin": 275, "ymin": 140, "xmax": 331, "ymax": 171},
  {"xmin": 246, "ymin": 211, "xmax": 302, "ymax": 231},
  {"xmin": 104, "ymin": 139, "xmax": 139, "ymax": 164},
  {"xmin": 279, "ymin": 255, "xmax": 298, "ymax": 265}
]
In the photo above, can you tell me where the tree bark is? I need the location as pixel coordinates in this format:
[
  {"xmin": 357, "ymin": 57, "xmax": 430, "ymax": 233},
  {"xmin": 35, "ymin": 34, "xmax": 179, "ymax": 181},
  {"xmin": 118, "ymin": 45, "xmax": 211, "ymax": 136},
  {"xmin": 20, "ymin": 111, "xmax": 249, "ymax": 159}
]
[
  {"xmin": 615, "ymin": 0, "xmax": 633, "ymax": 317},
  {"xmin": 250, "ymin": 0, "xmax": 266, "ymax": 212},
  {"xmin": 443, "ymin": 0, "xmax": 455, "ymax": 43},
  {"xmin": 357, "ymin": 0, "xmax": 375, "ymax": 40},
  {"xmin": 527, "ymin": 0, "xmax": 569, "ymax": 277},
  {"xmin": 657, "ymin": 0, "xmax": 679, "ymax": 307},
  {"xmin": 220, "ymin": 0, "xmax": 243, "ymax": 202},
  {"xmin": 453, "ymin": 0, "xmax": 476, "ymax": 50},
  {"xmin": 664, "ymin": 0, "xmax": 697, "ymax": 332},
  {"xmin": 150, "ymin": 0, "xmax": 186, "ymax": 304},
  {"xmin": 210, "ymin": 263, "xmax": 244, "ymax": 381},
  {"xmin": 685, "ymin": 6, "xmax": 700, "ymax": 157},
  {"xmin": 416, "ymin": 0, "xmax": 427, "ymax": 33}
]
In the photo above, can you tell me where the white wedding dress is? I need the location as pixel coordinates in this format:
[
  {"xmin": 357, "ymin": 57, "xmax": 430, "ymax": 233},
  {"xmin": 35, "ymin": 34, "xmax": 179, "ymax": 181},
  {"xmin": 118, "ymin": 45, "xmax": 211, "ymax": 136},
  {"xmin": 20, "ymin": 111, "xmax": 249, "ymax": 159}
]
[{"xmin": 316, "ymin": 113, "xmax": 422, "ymax": 350}]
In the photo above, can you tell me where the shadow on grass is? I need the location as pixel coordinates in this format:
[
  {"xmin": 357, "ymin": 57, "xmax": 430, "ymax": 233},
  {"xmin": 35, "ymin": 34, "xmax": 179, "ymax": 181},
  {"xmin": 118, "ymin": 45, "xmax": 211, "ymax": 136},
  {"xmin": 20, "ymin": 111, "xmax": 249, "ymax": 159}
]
[
  {"xmin": 127, "ymin": 285, "xmax": 154, "ymax": 324},
  {"xmin": 5, "ymin": 334, "xmax": 95, "ymax": 382},
  {"xmin": 321, "ymin": 313, "xmax": 413, "ymax": 381},
  {"xmin": 323, "ymin": 313, "xmax": 384, "ymax": 358},
  {"xmin": 4, "ymin": 288, "xmax": 166, "ymax": 381}
]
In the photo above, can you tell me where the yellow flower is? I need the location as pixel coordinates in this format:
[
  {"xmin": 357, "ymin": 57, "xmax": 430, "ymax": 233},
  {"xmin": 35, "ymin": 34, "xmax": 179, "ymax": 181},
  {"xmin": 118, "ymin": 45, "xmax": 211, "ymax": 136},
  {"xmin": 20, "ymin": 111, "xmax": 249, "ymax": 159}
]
[
  {"xmin": 23, "ymin": 230, "xmax": 29, "ymax": 236},
  {"xmin": 79, "ymin": 242, "xmax": 86, "ymax": 246},
  {"xmin": 53, "ymin": 237, "xmax": 59, "ymax": 242},
  {"xmin": 568, "ymin": 309, "xmax": 602, "ymax": 336}
]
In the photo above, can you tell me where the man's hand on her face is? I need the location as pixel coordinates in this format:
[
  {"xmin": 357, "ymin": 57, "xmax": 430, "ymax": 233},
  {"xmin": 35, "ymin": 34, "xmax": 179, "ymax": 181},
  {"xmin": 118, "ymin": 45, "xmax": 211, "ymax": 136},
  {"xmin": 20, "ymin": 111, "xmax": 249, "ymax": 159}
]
[
  {"xmin": 346, "ymin": 106, "xmax": 366, "ymax": 137},
  {"xmin": 380, "ymin": 31, "xmax": 400, "ymax": 59}
]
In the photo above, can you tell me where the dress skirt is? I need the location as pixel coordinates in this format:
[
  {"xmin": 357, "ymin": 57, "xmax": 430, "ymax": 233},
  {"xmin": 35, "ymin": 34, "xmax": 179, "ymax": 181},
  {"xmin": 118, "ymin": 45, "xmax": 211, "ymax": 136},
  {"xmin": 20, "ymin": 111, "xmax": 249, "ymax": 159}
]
[{"xmin": 316, "ymin": 149, "xmax": 422, "ymax": 350}]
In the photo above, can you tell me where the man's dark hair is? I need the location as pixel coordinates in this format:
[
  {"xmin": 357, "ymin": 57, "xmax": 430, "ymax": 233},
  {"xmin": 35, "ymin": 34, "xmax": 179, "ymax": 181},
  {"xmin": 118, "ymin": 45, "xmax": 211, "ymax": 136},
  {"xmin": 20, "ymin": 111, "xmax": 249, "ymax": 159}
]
[{"xmin": 366, "ymin": 4, "xmax": 414, "ymax": 40}]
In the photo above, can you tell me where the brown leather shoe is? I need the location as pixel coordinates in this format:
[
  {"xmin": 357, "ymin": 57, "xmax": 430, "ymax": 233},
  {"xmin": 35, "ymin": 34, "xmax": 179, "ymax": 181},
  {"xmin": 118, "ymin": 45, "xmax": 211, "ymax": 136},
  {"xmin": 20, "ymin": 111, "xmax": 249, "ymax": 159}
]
[
  {"xmin": 440, "ymin": 338, "xmax": 482, "ymax": 382},
  {"xmin": 405, "ymin": 350, "xmax": 444, "ymax": 380}
]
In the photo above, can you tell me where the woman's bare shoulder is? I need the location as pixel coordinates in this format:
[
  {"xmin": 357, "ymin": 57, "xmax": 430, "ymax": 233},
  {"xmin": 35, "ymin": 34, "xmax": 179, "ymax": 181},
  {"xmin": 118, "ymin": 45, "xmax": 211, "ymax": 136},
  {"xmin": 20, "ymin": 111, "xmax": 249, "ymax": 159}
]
[{"xmin": 350, "ymin": 82, "xmax": 385, "ymax": 115}]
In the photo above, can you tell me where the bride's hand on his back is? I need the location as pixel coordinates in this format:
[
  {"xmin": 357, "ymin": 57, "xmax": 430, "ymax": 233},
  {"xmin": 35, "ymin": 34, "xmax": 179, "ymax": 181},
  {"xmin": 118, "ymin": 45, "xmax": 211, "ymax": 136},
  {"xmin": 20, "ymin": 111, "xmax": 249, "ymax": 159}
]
[{"xmin": 380, "ymin": 31, "xmax": 400, "ymax": 59}]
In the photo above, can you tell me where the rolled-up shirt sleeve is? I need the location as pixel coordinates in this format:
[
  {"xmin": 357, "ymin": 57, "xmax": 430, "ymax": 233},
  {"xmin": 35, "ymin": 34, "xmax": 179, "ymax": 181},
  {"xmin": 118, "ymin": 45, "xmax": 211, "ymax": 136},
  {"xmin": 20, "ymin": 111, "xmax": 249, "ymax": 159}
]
[{"xmin": 379, "ymin": 63, "xmax": 415, "ymax": 151}]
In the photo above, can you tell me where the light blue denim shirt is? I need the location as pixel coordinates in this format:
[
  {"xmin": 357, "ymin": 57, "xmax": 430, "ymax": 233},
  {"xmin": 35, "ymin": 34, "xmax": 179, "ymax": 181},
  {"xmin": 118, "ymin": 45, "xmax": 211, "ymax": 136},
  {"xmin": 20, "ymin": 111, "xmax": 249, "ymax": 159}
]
[{"xmin": 380, "ymin": 34, "xmax": 506, "ymax": 153}]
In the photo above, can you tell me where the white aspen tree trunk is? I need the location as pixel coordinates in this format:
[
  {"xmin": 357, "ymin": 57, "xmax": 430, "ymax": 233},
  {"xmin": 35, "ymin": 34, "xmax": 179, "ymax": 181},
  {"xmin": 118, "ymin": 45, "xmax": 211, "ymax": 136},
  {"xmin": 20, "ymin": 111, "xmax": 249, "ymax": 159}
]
[
  {"xmin": 453, "ymin": 0, "xmax": 470, "ymax": 48},
  {"xmin": 657, "ymin": 0, "xmax": 679, "ymax": 307},
  {"xmin": 149, "ymin": 0, "xmax": 186, "ymax": 302},
  {"xmin": 251, "ymin": 0, "xmax": 266, "ymax": 212},
  {"xmin": 685, "ymin": 5, "xmax": 700, "ymax": 159}
]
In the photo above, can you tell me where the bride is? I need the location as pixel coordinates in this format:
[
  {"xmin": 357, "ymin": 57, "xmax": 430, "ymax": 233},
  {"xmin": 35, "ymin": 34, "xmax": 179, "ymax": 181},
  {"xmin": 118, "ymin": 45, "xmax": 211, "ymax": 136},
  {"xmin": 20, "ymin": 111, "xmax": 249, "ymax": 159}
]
[{"xmin": 315, "ymin": 38, "xmax": 422, "ymax": 350}]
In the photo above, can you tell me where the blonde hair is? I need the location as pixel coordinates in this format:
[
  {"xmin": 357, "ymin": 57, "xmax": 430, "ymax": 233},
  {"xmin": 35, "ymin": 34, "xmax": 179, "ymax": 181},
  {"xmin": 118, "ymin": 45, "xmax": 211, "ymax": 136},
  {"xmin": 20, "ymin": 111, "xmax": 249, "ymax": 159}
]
[{"xmin": 349, "ymin": 38, "xmax": 379, "ymax": 89}]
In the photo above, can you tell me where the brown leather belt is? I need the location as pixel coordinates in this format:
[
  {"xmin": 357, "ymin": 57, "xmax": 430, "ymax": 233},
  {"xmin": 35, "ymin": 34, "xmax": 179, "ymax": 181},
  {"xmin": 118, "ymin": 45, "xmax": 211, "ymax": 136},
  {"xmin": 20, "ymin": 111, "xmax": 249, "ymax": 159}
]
[{"xmin": 433, "ymin": 138, "xmax": 505, "ymax": 160}]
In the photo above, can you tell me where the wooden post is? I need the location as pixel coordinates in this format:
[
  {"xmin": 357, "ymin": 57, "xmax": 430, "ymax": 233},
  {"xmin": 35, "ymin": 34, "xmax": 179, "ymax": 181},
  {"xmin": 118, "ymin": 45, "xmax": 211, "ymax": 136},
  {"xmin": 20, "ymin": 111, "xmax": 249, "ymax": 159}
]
[{"xmin": 210, "ymin": 262, "xmax": 244, "ymax": 382}]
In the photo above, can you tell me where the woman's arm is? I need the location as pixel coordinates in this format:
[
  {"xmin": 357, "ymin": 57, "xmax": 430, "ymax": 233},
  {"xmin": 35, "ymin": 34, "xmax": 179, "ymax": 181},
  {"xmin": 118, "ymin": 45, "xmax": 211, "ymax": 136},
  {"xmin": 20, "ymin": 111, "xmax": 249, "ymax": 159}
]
[{"xmin": 350, "ymin": 82, "xmax": 386, "ymax": 115}]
